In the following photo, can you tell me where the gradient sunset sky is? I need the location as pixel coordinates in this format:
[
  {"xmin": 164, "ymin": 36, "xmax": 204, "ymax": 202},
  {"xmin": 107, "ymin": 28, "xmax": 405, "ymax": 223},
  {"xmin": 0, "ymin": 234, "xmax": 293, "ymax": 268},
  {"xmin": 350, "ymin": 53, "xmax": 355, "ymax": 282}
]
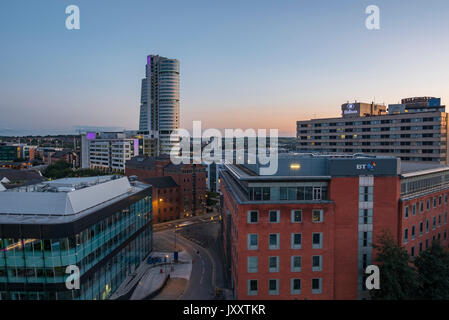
[{"xmin": 1, "ymin": 0, "xmax": 449, "ymax": 136}]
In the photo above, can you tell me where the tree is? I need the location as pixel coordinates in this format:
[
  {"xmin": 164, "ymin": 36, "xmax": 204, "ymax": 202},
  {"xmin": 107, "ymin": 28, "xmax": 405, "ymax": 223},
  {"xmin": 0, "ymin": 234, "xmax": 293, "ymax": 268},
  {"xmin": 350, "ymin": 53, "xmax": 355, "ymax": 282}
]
[
  {"xmin": 43, "ymin": 160, "xmax": 117, "ymax": 179},
  {"xmin": 414, "ymin": 240, "xmax": 449, "ymax": 299},
  {"xmin": 370, "ymin": 230, "xmax": 419, "ymax": 300},
  {"xmin": 42, "ymin": 161, "xmax": 72, "ymax": 179}
]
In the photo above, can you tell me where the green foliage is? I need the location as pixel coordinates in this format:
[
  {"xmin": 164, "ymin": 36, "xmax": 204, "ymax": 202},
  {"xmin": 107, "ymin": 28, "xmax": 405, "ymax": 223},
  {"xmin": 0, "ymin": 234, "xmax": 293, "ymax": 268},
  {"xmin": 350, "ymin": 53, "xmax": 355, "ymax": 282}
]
[
  {"xmin": 414, "ymin": 240, "xmax": 449, "ymax": 299},
  {"xmin": 43, "ymin": 160, "xmax": 119, "ymax": 179},
  {"xmin": 42, "ymin": 161, "xmax": 72, "ymax": 179},
  {"xmin": 370, "ymin": 230, "xmax": 419, "ymax": 300},
  {"xmin": 372, "ymin": 231, "xmax": 449, "ymax": 300}
]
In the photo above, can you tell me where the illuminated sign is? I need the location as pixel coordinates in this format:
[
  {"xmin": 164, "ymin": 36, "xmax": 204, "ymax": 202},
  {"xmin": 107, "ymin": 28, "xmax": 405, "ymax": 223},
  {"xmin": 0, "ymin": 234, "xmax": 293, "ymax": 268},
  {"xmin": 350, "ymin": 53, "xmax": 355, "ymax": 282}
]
[
  {"xmin": 356, "ymin": 162, "xmax": 376, "ymax": 171},
  {"xmin": 343, "ymin": 103, "xmax": 358, "ymax": 115}
]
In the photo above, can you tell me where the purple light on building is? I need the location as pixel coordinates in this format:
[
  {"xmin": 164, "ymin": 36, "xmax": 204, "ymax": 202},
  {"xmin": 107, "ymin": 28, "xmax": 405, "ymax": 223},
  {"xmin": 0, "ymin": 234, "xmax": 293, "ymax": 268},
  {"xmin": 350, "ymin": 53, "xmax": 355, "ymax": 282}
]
[
  {"xmin": 134, "ymin": 139, "xmax": 139, "ymax": 156},
  {"xmin": 86, "ymin": 132, "xmax": 96, "ymax": 140},
  {"xmin": 147, "ymin": 55, "xmax": 151, "ymax": 66}
]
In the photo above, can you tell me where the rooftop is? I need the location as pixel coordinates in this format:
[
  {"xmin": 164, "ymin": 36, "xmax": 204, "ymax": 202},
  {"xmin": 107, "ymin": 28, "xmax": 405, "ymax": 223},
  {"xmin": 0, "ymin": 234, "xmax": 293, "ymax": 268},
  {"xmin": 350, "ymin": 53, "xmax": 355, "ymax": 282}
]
[
  {"xmin": 143, "ymin": 176, "xmax": 178, "ymax": 188},
  {"xmin": 0, "ymin": 175, "xmax": 150, "ymax": 224}
]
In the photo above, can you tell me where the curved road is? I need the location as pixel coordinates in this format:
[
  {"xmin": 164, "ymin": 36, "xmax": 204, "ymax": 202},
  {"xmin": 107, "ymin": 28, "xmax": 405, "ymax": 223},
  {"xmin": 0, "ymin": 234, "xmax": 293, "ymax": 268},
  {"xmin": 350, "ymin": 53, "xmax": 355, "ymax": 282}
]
[{"xmin": 155, "ymin": 230, "xmax": 216, "ymax": 300}]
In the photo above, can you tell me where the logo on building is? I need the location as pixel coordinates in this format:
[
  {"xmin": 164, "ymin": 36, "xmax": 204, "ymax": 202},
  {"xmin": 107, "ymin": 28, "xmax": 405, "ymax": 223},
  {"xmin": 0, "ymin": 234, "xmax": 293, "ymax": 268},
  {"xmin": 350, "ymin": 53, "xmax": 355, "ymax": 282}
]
[
  {"xmin": 343, "ymin": 103, "xmax": 358, "ymax": 115},
  {"xmin": 357, "ymin": 162, "xmax": 376, "ymax": 171}
]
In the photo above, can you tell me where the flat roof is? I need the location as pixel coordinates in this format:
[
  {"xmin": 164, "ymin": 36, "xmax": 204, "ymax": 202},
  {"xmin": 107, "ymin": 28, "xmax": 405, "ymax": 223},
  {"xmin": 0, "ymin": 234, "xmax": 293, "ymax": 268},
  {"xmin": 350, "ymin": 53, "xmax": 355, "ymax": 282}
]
[{"xmin": 0, "ymin": 175, "xmax": 150, "ymax": 224}]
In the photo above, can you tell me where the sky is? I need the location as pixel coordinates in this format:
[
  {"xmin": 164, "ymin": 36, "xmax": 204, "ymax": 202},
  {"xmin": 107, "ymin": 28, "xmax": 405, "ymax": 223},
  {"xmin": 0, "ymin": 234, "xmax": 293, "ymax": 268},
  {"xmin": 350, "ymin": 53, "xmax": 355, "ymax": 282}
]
[{"xmin": 1, "ymin": 0, "xmax": 449, "ymax": 136}]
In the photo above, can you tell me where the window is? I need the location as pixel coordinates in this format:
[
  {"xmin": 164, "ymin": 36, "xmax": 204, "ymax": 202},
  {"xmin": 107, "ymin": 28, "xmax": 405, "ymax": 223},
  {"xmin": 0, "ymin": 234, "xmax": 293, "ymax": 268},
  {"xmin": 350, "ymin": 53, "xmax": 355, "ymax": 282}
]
[
  {"xmin": 312, "ymin": 233, "xmax": 323, "ymax": 249},
  {"xmin": 312, "ymin": 255, "xmax": 322, "ymax": 271},
  {"xmin": 269, "ymin": 256, "xmax": 280, "ymax": 273},
  {"xmin": 411, "ymin": 246, "xmax": 415, "ymax": 258},
  {"xmin": 359, "ymin": 208, "xmax": 372, "ymax": 224},
  {"xmin": 439, "ymin": 196, "xmax": 442, "ymax": 206},
  {"xmin": 420, "ymin": 201, "xmax": 424, "ymax": 212},
  {"xmin": 439, "ymin": 214, "xmax": 442, "ymax": 227},
  {"xmin": 291, "ymin": 233, "xmax": 302, "ymax": 249},
  {"xmin": 313, "ymin": 187, "xmax": 322, "ymax": 200},
  {"xmin": 269, "ymin": 234, "xmax": 280, "ymax": 250},
  {"xmin": 425, "ymin": 239, "xmax": 429, "ymax": 249},
  {"xmin": 426, "ymin": 219, "xmax": 430, "ymax": 233},
  {"xmin": 248, "ymin": 234, "xmax": 258, "ymax": 250},
  {"xmin": 419, "ymin": 242, "xmax": 423, "ymax": 253},
  {"xmin": 312, "ymin": 278, "xmax": 322, "ymax": 294},
  {"xmin": 359, "ymin": 186, "xmax": 373, "ymax": 202},
  {"xmin": 433, "ymin": 216, "xmax": 436, "ymax": 230},
  {"xmin": 291, "ymin": 256, "xmax": 302, "ymax": 272},
  {"xmin": 433, "ymin": 197, "xmax": 437, "ymax": 208},
  {"xmin": 419, "ymin": 222, "xmax": 423, "ymax": 236},
  {"xmin": 247, "ymin": 257, "xmax": 258, "ymax": 273},
  {"xmin": 404, "ymin": 229, "xmax": 408, "ymax": 244},
  {"xmin": 404, "ymin": 206, "xmax": 409, "ymax": 219},
  {"xmin": 291, "ymin": 210, "xmax": 302, "ymax": 223},
  {"xmin": 268, "ymin": 279, "xmax": 279, "ymax": 295},
  {"xmin": 247, "ymin": 211, "xmax": 258, "ymax": 224},
  {"xmin": 269, "ymin": 210, "xmax": 280, "ymax": 223},
  {"xmin": 312, "ymin": 210, "xmax": 323, "ymax": 223},
  {"xmin": 291, "ymin": 278, "xmax": 301, "ymax": 294},
  {"xmin": 412, "ymin": 204, "xmax": 416, "ymax": 216},
  {"xmin": 411, "ymin": 225, "xmax": 416, "ymax": 240},
  {"xmin": 427, "ymin": 199, "xmax": 431, "ymax": 210},
  {"xmin": 248, "ymin": 280, "xmax": 258, "ymax": 296},
  {"xmin": 445, "ymin": 212, "xmax": 448, "ymax": 224}
]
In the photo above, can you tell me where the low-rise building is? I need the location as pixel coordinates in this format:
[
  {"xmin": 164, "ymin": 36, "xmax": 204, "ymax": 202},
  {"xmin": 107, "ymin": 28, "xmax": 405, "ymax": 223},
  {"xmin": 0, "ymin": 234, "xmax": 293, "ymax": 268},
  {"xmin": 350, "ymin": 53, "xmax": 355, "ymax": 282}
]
[{"xmin": 126, "ymin": 155, "xmax": 207, "ymax": 217}]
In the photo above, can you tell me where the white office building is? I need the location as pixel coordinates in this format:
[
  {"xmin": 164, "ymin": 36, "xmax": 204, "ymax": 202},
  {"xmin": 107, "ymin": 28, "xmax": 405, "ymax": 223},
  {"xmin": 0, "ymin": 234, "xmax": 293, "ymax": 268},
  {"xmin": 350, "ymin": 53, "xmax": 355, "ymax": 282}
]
[
  {"xmin": 81, "ymin": 132, "xmax": 139, "ymax": 171},
  {"xmin": 139, "ymin": 54, "xmax": 180, "ymax": 155}
]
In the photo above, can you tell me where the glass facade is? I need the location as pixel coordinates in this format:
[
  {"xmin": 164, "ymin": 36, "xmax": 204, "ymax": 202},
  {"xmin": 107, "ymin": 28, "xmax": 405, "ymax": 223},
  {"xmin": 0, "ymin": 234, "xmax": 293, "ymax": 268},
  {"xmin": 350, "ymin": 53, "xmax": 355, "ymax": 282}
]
[
  {"xmin": 248, "ymin": 185, "xmax": 328, "ymax": 201},
  {"xmin": 0, "ymin": 195, "xmax": 152, "ymax": 300}
]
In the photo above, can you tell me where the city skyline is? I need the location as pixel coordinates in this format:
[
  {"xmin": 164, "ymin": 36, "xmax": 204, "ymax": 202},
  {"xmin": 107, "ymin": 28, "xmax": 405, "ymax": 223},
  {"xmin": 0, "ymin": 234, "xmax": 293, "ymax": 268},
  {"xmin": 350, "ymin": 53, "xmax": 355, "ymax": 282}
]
[{"xmin": 1, "ymin": 0, "xmax": 449, "ymax": 136}]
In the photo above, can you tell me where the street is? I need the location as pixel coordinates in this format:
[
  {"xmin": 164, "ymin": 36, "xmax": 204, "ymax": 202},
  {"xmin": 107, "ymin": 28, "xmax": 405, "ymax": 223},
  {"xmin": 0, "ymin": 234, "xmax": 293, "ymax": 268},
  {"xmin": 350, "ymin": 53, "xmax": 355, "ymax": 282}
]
[{"xmin": 154, "ymin": 229, "xmax": 217, "ymax": 299}]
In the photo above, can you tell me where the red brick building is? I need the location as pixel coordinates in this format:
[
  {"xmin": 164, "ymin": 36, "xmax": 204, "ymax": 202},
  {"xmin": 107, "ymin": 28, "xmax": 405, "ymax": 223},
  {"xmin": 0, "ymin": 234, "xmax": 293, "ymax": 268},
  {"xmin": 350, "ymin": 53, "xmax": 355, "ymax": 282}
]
[
  {"xmin": 125, "ymin": 155, "xmax": 207, "ymax": 218},
  {"xmin": 142, "ymin": 176, "xmax": 180, "ymax": 223},
  {"xmin": 220, "ymin": 154, "xmax": 449, "ymax": 300}
]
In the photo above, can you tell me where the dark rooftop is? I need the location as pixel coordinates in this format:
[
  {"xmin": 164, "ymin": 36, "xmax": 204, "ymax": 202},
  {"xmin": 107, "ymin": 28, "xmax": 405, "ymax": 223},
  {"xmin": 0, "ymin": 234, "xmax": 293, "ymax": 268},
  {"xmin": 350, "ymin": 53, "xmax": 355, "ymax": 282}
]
[{"xmin": 143, "ymin": 176, "xmax": 178, "ymax": 188}]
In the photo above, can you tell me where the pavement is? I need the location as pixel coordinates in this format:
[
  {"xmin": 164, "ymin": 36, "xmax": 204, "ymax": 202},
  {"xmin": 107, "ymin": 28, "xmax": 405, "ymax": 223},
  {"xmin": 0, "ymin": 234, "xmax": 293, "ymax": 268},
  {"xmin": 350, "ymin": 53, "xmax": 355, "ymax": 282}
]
[{"xmin": 109, "ymin": 251, "xmax": 191, "ymax": 300}]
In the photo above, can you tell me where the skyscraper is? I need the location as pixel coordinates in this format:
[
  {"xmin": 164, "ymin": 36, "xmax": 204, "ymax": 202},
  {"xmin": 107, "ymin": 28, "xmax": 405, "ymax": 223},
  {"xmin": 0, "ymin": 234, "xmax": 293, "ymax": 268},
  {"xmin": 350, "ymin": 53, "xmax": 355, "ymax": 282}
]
[{"xmin": 139, "ymin": 54, "xmax": 180, "ymax": 155}]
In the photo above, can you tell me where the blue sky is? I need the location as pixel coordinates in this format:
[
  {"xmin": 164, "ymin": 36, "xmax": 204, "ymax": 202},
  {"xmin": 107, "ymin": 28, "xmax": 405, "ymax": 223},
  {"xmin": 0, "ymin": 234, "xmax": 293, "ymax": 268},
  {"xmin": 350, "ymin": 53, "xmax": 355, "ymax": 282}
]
[{"xmin": 1, "ymin": 0, "xmax": 449, "ymax": 136}]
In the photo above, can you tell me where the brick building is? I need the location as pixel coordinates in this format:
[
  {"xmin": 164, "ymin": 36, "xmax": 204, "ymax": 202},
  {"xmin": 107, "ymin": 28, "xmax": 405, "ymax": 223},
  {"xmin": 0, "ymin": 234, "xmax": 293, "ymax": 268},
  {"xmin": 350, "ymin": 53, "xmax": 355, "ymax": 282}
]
[
  {"xmin": 125, "ymin": 155, "xmax": 207, "ymax": 218},
  {"xmin": 143, "ymin": 176, "xmax": 180, "ymax": 222},
  {"xmin": 220, "ymin": 154, "xmax": 449, "ymax": 300}
]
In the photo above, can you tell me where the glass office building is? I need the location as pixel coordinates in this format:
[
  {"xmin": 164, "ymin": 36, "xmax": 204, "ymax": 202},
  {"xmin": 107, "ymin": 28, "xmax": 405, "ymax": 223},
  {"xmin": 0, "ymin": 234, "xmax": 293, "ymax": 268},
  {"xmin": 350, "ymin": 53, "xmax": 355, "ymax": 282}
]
[{"xmin": 0, "ymin": 175, "xmax": 152, "ymax": 300}]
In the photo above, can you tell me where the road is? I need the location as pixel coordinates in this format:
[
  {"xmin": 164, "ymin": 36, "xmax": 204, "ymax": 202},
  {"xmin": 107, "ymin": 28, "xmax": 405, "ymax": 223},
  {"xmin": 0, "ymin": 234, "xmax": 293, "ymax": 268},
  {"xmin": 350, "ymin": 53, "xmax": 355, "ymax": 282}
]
[{"xmin": 155, "ymin": 229, "xmax": 217, "ymax": 300}]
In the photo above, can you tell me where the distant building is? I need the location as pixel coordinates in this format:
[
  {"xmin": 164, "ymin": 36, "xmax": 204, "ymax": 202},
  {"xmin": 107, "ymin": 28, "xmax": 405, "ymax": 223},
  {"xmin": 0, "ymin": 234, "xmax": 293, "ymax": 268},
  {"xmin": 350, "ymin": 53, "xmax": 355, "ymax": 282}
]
[
  {"xmin": 296, "ymin": 97, "xmax": 449, "ymax": 163},
  {"xmin": 48, "ymin": 149, "xmax": 79, "ymax": 167},
  {"xmin": 139, "ymin": 55, "xmax": 180, "ymax": 155},
  {"xmin": 0, "ymin": 145, "xmax": 19, "ymax": 162},
  {"xmin": 80, "ymin": 132, "xmax": 140, "ymax": 172},
  {"xmin": 220, "ymin": 153, "xmax": 449, "ymax": 300},
  {"xmin": 125, "ymin": 155, "xmax": 207, "ymax": 217},
  {"xmin": 0, "ymin": 175, "xmax": 152, "ymax": 300}
]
